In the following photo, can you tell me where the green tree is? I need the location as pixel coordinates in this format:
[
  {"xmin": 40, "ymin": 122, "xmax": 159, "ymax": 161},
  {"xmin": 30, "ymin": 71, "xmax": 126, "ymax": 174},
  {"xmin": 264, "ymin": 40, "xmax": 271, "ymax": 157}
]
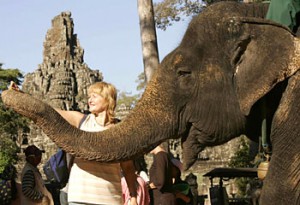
[
  {"xmin": 0, "ymin": 64, "xmax": 27, "ymax": 175},
  {"xmin": 228, "ymin": 136, "xmax": 255, "ymax": 197},
  {"xmin": 0, "ymin": 135, "xmax": 19, "ymax": 174},
  {"xmin": 135, "ymin": 72, "xmax": 147, "ymax": 94},
  {"xmin": 0, "ymin": 63, "xmax": 23, "ymax": 90},
  {"xmin": 228, "ymin": 137, "xmax": 253, "ymax": 168},
  {"xmin": 117, "ymin": 91, "xmax": 140, "ymax": 109},
  {"xmin": 117, "ymin": 72, "xmax": 147, "ymax": 110},
  {"xmin": 154, "ymin": 0, "xmax": 205, "ymax": 30},
  {"xmin": 154, "ymin": 0, "xmax": 266, "ymax": 30}
]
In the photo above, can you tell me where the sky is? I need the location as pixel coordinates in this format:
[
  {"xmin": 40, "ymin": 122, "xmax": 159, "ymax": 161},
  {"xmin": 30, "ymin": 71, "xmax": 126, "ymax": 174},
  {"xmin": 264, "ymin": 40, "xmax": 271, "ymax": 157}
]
[{"xmin": 0, "ymin": 0, "xmax": 191, "ymax": 94}]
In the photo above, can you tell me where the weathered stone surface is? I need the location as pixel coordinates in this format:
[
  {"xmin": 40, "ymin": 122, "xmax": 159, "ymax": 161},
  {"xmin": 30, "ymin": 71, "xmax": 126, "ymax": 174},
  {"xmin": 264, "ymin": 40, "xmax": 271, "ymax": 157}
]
[{"xmin": 22, "ymin": 11, "xmax": 102, "ymax": 111}]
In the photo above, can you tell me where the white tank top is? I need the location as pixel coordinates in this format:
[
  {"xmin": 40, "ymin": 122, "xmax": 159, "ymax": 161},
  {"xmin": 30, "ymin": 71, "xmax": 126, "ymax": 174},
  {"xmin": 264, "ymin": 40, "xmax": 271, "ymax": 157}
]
[{"xmin": 67, "ymin": 114, "xmax": 122, "ymax": 204}]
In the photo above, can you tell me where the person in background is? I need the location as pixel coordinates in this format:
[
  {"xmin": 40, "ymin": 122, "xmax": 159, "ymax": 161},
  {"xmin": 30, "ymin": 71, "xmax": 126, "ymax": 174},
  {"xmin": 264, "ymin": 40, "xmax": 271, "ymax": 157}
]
[
  {"xmin": 170, "ymin": 158, "xmax": 193, "ymax": 205},
  {"xmin": 184, "ymin": 173, "xmax": 198, "ymax": 205},
  {"xmin": 148, "ymin": 145, "xmax": 175, "ymax": 205},
  {"xmin": 21, "ymin": 145, "xmax": 54, "ymax": 205},
  {"xmin": 134, "ymin": 156, "xmax": 150, "ymax": 184},
  {"xmin": 121, "ymin": 156, "xmax": 150, "ymax": 205},
  {"xmin": 55, "ymin": 81, "xmax": 137, "ymax": 205},
  {"xmin": 265, "ymin": 0, "xmax": 300, "ymax": 33}
]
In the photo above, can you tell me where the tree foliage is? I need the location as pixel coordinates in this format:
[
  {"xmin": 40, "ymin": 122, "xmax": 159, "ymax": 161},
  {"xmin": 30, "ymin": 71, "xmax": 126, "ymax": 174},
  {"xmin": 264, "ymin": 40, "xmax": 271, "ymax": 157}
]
[
  {"xmin": 154, "ymin": 0, "xmax": 206, "ymax": 30},
  {"xmin": 0, "ymin": 101, "xmax": 29, "ymax": 137},
  {"xmin": 228, "ymin": 136, "xmax": 253, "ymax": 168},
  {"xmin": 0, "ymin": 64, "xmax": 27, "ymax": 175},
  {"xmin": 0, "ymin": 135, "xmax": 19, "ymax": 174},
  {"xmin": 0, "ymin": 63, "xmax": 28, "ymax": 135},
  {"xmin": 117, "ymin": 91, "xmax": 140, "ymax": 109},
  {"xmin": 228, "ymin": 136, "xmax": 256, "ymax": 197},
  {"xmin": 154, "ymin": 0, "xmax": 266, "ymax": 30},
  {"xmin": 0, "ymin": 63, "xmax": 23, "ymax": 90},
  {"xmin": 135, "ymin": 72, "xmax": 147, "ymax": 93},
  {"xmin": 116, "ymin": 72, "xmax": 147, "ymax": 109}
]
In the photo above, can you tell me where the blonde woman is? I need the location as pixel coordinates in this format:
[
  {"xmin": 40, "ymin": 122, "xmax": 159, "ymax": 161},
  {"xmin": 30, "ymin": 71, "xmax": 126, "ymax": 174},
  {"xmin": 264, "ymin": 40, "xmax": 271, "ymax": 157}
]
[{"xmin": 55, "ymin": 82, "xmax": 137, "ymax": 205}]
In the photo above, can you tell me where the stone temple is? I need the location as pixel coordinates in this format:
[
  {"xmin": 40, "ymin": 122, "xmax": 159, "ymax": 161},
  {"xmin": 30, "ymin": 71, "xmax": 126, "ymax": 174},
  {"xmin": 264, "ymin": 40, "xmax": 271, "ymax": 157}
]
[{"xmin": 22, "ymin": 11, "xmax": 102, "ymax": 112}]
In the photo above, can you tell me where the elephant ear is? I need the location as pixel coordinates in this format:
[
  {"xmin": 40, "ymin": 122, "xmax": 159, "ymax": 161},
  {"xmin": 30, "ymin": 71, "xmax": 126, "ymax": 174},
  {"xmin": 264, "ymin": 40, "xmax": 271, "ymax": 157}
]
[{"xmin": 231, "ymin": 17, "xmax": 300, "ymax": 115}]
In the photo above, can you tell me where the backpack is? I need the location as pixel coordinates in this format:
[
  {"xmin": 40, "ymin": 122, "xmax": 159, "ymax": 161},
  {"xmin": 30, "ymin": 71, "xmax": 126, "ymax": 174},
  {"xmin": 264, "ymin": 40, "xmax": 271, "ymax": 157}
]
[
  {"xmin": 43, "ymin": 149, "xmax": 69, "ymax": 188},
  {"xmin": 43, "ymin": 114, "xmax": 87, "ymax": 188}
]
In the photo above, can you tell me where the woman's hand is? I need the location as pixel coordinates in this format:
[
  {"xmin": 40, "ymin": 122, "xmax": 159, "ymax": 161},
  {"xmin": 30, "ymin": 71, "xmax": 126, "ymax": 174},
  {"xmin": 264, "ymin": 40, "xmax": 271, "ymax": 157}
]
[
  {"xmin": 149, "ymin": 182, "xmax": 156, "ymax": 189},
  {"xmin": 129, "ymin": 196, "xmax": 138, "ymax": 205},
  {"xmin": 175, "ymin": 192, "xmax": 191, "ymax": 203},
  {"xmin": 9, "ymin": 81, "xmax": 23, "ymax": 92}
]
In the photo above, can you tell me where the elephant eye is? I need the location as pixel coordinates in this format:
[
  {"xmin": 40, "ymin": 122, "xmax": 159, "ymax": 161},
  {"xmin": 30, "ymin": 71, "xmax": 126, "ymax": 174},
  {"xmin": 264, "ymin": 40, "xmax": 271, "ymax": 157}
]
[{"xmin": 177, "ymin": 69, "xmax": 191, "ymax": 77}]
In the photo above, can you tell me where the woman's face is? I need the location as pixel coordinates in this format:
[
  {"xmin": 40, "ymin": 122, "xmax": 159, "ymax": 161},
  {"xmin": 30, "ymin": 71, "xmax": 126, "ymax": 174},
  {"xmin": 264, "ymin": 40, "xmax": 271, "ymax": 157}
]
[{"xmin": 88, "ymin": 92, "xmax": 108, "ymax": 114}]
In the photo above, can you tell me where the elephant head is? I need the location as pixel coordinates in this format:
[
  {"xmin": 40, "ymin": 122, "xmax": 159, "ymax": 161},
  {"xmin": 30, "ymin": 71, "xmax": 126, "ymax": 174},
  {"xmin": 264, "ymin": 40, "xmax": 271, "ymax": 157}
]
[{"xmin": 2, "ymin": 2, "xmax": 300, "ymax": 203}]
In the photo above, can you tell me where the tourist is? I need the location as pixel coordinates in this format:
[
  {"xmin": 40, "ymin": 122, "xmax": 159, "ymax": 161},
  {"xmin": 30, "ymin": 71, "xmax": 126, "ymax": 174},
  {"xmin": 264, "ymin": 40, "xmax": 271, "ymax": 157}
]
[
  {"xmin": 121, "ymin": 157, "xmax": 150, "ymax": 205},
  {"xmin": 21, "ymin": 145, "xmax": 54, "ymax": 205},
  {"xmin": 171, "ymin": 158, "xmax": 193, "ymax": 205},
  {"xmin": 148, "ymin": 145, "xmax": 175, "ymax": 205},
  {"xmin": 55, "ymin": 81, "xmax": 137, "ymax": 205}
]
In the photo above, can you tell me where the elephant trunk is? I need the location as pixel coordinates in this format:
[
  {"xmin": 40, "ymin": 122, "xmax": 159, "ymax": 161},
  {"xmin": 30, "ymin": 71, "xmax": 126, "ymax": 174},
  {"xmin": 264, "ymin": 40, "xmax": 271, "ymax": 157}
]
[{"xmin": 1, "ymin": 77, "xmax": 177, "ymax": 162}]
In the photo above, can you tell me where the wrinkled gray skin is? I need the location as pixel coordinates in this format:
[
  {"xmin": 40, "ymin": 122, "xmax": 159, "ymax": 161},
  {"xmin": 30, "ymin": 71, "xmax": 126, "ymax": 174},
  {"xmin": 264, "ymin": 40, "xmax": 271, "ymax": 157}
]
[{"xmin": 2, "ymin": 2, "xmax": 300, "ymax": 204}]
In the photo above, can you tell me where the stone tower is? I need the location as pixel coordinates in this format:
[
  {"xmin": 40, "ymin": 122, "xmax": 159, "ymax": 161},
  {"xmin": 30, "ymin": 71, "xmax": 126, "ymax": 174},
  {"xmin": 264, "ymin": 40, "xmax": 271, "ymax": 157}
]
[{"xmin": 22, "ymin": 11, "xmax": 102, "ymax": 111}]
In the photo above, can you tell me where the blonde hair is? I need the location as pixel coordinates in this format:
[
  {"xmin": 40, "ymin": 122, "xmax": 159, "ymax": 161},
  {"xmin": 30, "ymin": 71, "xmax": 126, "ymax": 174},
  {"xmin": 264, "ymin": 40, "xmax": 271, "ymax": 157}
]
[{"xmin": 87, "ymin": 81, "xmax": 117, "ymax": 124}]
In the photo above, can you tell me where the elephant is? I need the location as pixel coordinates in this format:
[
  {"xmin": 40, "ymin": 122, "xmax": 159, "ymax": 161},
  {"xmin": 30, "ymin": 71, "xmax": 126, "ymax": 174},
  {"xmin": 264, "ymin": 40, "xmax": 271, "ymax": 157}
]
[{"xmin": 2, "ymin": 1, "xmax": 300, "ymax": 204}]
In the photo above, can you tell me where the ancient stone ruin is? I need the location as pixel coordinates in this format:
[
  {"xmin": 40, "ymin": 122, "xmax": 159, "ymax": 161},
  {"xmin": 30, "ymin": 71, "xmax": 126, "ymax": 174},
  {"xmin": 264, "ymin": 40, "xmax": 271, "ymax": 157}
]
[{"xmin": 22, "ymin": 11, "xmax": 102, "ymax": 111}]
